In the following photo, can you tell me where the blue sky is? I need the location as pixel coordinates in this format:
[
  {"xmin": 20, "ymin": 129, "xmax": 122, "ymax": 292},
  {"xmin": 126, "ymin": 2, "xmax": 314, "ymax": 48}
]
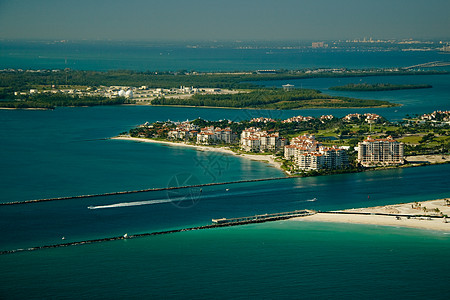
[{"xmin": 0, "ymin": 0, "xmax": 449, "ymax": 41}]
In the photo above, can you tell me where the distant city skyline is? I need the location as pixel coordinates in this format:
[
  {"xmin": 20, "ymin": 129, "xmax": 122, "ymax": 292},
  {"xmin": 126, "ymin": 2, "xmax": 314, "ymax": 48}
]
[{"xmin": 0, "ymin": 0, "xmax": 449, "ymax": 41}]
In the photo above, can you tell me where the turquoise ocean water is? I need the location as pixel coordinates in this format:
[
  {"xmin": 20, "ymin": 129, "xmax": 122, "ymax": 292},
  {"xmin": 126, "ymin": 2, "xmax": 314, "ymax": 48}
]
[
  {"xmin": 1, "ymin": 222, "xmax": 449, "ymax": 299},
  {"xmin": 0, "ymin": 43, "xmax": 449, "ymax": 298}
]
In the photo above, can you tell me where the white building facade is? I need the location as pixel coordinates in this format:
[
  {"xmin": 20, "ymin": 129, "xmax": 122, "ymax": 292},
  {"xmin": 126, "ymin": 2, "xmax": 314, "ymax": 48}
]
[
  {"xmin": 284, "ymin": 134, "xmax": 349, "ymax": 171},
  {"xmin": 240, "ymin": 127, "xmax": 286, "ymax": 152},
  {"xmin": 196, "ymin": 126, "xmax": 236, "ymax": 145},
  {"xmin": 357, "ymin": 136, "xmax": 404, "ymax": 167},
  {"xmin": 167, "ymin": 121, "xmax": 199, "ymax": 141}
]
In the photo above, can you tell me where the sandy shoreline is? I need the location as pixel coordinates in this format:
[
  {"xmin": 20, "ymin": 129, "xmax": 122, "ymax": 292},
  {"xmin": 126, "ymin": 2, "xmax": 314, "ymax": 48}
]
[
  {"xmin": 111, "ymin": 136, "xmax": 284, "ymax": 172},
  {"xmin": 292, "ymin": 199, "xmax": 450, "ymax": 232},
  {"xmin": 111, "ymin": 136, "xmax": 450, "ymax": 177}
]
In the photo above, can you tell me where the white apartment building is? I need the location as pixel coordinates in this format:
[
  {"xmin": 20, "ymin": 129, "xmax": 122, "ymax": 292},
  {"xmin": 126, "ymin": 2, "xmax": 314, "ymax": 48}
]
[
  {"xmin": 167, "ymin": 121, "xmax": 199, "ymax": 141},
  {"xmin": 282, "ymin": 115, "xmax": 314, "ymax": 123},
  {"xmin": 296, "ymin": 146, "xmax": 349, "ymax": 171},
  {"xmin": 196, "ymin": 126, "xmax": 236, "ymax": 145},
  {"xmin": 283, "ymin": 134, "xmax": 320, "ymax": 159},
  {"xmin": 284, "ymin": 134, "xmax": 349, "ymax": 170},
  {"xmin": 357, "ymin": 136, "xmax": 404, "ymax": 167},
  {"xmin": 240, "ymin": 127, "xmax": 286, "ymax": 152}
]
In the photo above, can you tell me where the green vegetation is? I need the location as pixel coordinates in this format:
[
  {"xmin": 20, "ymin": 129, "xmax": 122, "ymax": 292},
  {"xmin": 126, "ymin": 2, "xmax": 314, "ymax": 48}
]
[
  {"xmin": 329, "ymin": 83, "xmax": 432, "ymax": 91},
  {"xmin": 0, "ymin": 68, "xmax": 445, "ymax": 109},
  {"xmin": 127, "ymin": 111, "xmax": 450, "ymax": 177},
  {"xmin": 0, "ymin": 69, "xmax": 446, "ymax": 92},
  {"xmin": 0, "ymin": 93, "xmax": 126, "ymax": 109},
  {"xmin": 129, "ymin": 114, "xmax": 450, "ymax": 157},
  {"xmin": 152, "ymin": 88, "xmax": 396, "ymax": 109}
]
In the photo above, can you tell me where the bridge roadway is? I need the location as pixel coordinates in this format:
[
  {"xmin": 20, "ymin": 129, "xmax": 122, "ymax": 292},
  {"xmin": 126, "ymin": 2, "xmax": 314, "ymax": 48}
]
[{"xmin": 403, "ymin": 61, "xmax": 450, "ymax": 70}]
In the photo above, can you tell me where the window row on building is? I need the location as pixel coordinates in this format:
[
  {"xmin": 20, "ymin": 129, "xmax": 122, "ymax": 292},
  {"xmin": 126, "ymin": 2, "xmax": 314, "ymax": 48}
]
[
  {"xmin": 357, "ymin": 136, "xmax": 404, "ymax": 167},
  {"xmin": 240, "ymin": 127, "xmax": 287, "ymax": 152},
  {"xmin": 284, "ymin": 134, "xmax": 349, "ymax": 170}
]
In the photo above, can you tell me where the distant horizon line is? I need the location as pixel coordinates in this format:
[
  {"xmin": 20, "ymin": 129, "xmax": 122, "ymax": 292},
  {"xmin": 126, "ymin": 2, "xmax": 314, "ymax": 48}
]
[{"xmin": 1, "ymin": 37, "xmax": 449, "ymax": 44}]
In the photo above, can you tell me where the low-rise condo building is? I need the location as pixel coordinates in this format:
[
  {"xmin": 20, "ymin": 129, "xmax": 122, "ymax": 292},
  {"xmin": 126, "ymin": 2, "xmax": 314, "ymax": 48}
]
[
  {"xmin": 284, "ymin": 134, "xmax": 349, "ymax": 171},
  {"xmin": 240, "ymin": 127, "xmax": 286, "ymax": 152},
  {"xmin": 167, "ymin": 121, "xmax": 199, "ymax": 141},
  {"xmin": 196, "ymin": 126, "xmax": 236, "ymax": 145},
  {"xmin": 283, "ymin": 134, "xmax": 320, "ymax": 160},
  {"xmin": 282, "ymin": 115, "xmax": 314, "ymax": 123},
  {"xmin": 343, "ymin": 113, "xmax": 382, "ymax": 123},
  {"xmin": 250, "ymin": 117, "xmax": 276, "ymax": 123}
]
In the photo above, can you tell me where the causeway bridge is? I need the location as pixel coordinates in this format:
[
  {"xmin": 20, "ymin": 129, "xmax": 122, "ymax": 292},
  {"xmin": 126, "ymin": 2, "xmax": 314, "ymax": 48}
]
[{"xmin": 402, "ymin": 61, "xmax": 450, "ymax": 70}]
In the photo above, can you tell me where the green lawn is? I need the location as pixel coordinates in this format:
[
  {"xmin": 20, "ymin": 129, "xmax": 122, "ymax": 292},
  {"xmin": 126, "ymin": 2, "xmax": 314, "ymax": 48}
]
[{"xmin": 398, "ymin": 135, "xmax": 423, "ymax": 144}]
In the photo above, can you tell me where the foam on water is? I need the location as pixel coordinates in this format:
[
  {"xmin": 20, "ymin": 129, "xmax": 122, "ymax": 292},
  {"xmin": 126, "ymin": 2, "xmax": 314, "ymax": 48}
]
[
  {"xmin": 88, "ymin": 199, "xmax": 173, "ymax": 209},
  {"xmin": 87, "ymin": 184, "xmax": 297, "ymax": 210}
]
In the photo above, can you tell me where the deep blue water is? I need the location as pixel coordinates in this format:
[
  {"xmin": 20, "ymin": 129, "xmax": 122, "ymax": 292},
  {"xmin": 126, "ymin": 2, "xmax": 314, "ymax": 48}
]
[
  {"xmin": 1, "ymin": 40, "xmax": 450, "ymax": 71},
  {"xmin": 0, "ymin": 45, "xmax": 450, "ymax": 299}
]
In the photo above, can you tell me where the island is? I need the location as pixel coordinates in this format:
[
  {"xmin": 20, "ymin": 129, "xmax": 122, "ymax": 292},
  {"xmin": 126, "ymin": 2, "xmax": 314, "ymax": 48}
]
[
  {"xmin": 1, "ymin": 68, "xmax": 446, "ymax": 109},
  {"xmin": 150, "ymin": 88, "xmax": 395, "ymax": 109},
  {"xmin": 0, "ymin": 93, "xmax": 126, "ymax": 109},
  {"xmin": 116, "ymin": 110, "xmax": 450, "ymax": 176},
  {"xmin": 329, "ymin": 83, "xmax": 432, "ymax": 91}
]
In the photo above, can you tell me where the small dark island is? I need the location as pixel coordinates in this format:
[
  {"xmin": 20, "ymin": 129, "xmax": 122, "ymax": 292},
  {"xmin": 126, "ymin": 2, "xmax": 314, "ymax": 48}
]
[
  {"xmin": 329, "ymin": 83, "xmax": 432, "ymax": 92},
  {"xmin": 0, "ymin": 93, "xmax": 126, "ymax": 109}
]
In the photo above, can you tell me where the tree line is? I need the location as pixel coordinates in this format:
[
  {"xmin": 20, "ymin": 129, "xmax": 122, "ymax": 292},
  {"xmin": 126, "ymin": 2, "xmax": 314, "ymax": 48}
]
[
  {"xmin": 0, "ymin": 93, "xmax": 126, "ymax": 109},
  {"xmin": 329, "ymin": 83, "xmax": 432, "ymax": 91},
  {"xmin": 1, "ymin": 69, "xmax": 446, "ymax": 94},
  {"xmin": 151, "ymin": 88, "xmax": 396, "ymax": 109}
]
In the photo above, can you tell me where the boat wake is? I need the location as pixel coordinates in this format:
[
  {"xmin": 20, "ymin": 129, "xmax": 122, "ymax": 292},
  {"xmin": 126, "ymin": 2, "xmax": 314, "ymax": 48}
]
[
  {"xmin": 292, "ymin": 198, "xmax": 317, "ymax": 204},
  {"xmin": 88, "ymin": 199, "xmax": 173, "ymax": 209},
  {"xmin": 88, "ymin": 186, "xmax": 297, "ymax": 210}
]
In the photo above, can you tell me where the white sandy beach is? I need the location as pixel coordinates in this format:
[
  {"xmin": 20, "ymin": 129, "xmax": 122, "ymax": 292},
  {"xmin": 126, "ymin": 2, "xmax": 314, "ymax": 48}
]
[
  {"xmin": 292, "ymin": 199, "xmax": 450, "ymax": 232},
  {"xmin": 111, "ymin": 136, "xmax": 284, "ymax": 172}
]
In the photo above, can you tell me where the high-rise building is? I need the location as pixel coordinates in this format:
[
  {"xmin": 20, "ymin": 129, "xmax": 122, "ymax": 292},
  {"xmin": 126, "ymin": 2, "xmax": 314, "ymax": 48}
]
[{"xmin": 357, "ymin": 136, "xmax": 404, "ymax": 167}]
